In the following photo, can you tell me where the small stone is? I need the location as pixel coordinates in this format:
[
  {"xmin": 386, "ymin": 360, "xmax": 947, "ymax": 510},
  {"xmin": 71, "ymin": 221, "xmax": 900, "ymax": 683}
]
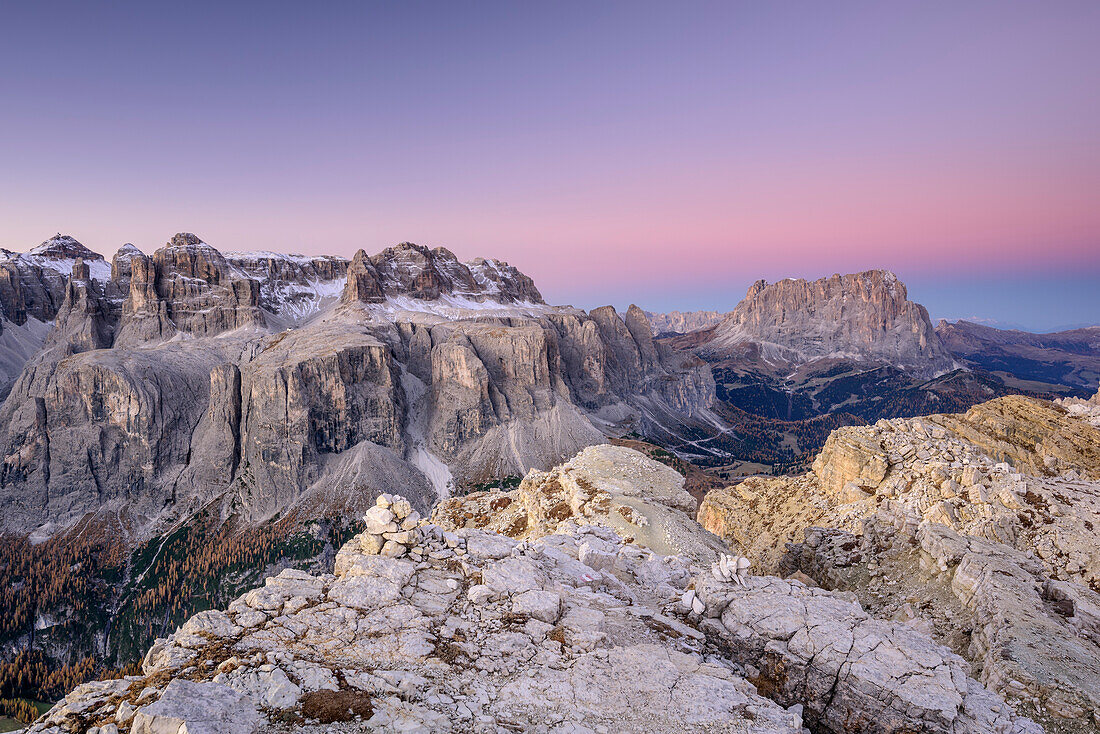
[
  {"xmin": 383, "ymin": 530, "xmax": 419, "ymax": 544},
  {"xmin": 364, "ymin": 506, "xmax": 398, "ymax": 534},
  {"xmin": 116, "ymin": 700, "xmax": 136, "ymax": 723},
  {"xmin": 512, "ymin": 589, "xmax": 562, "ymax": 623},
  {"xmin": 468, "ymin": 584, "xmax": 493, "ymax": 604},
  {"xmin": 359, "ymin": 533, "xmax": 385, "ymax": 555},
  {"xmin": 391, "ymin": 498, "xmax": 413, "ymax": 519},
  {"xmin": 380, "ymin": 541, "xmax": 408, "ymax": 557},
  {"xmin": 366, "ymin": 506, "xmax": 394, "ymax": 525},
  {"xmin": 578, "ymin": 540, "xmax": 617, "ymax": 571},
  {"xmin": 968, "ymin": 485, "xmax": 990, "ymax": 504}
]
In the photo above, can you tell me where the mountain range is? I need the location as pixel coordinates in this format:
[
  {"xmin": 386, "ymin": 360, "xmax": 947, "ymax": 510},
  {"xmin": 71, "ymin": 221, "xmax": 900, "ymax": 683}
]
[
  {"xmin": 0, "ymin": 234, "xmax": 1096, "ymax": 706},
  {"xmin": 0, "ymin": 234, "xmax": 721, "ymax": 537}
]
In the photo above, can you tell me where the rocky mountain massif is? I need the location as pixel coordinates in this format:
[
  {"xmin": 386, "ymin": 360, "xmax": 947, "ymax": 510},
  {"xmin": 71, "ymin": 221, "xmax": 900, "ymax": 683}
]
[
  {"xmin": 0, "ymin": 233, "xmax": 721, "ymax": 536},
  {"xmin": 27, "ymin": 444, "xmax": 1046, "ymax": 734},
  {"xmin": 0, "ymin": 233, "xmax": 720, "ymax": 677},
  {"xmin": 2, "ymin": 236, "xmax": 1098, "ymax": 730},
  {"xmin": 700, "ymin": 270, "xmax": 955, "ymax": 377},
  {"xmin": 699, "ymin": 394, "xmax": 1100, "ymax": 731}
]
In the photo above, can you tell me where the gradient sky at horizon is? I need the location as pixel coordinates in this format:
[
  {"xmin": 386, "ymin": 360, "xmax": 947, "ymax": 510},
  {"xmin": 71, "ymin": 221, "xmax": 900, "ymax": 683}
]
[{"xmin": 1, "ymin": 1, "xmax": 1097, "ymax": 331}]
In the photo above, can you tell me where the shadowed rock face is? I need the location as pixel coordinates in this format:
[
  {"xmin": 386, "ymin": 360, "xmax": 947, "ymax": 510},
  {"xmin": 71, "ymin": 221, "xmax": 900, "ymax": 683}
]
[
  {"xmin": 0, "ymin": 235, "xmax": 108, "ymax": 324},
  {"xmin": 0, "ymin": 236, "xmax": 116, "ymax": 391},
  {"xmin": 115, "ymin": 233, "xmax": 267, "ymax": 346},
  {"xmin": 700, "ymin": 270, "xmax": 955, "ymax": 378},
  {"xmin": 341, "ymin": 248, "xmax": 385, "ymax": 303},
  {"xmin": 0, "ymin": 234, "xmax": 716, "ymax": 542}
]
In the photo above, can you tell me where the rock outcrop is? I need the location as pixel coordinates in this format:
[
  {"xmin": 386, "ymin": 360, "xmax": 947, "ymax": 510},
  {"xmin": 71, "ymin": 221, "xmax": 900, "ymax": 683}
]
[
  {"xmin": 782, "ymin": 519, "xmax": 1100, "ymax": 727},
  {"xmin": 699, "ymin": 394, "xmax": 1100, "ymax": 727},
  {"xmin": 1055, "ymin": 388, "xmax": 1100, "ymax": 428},
  {"xmin": 691, "ymin": 572, "xmax": 1039, "ymax": 734},
  {"xmin": 114, "ymin": 233, "xmax": 266, "ymax": 346},
  {"xmin": 432, "ymin": 444, "xmax": 726, "ymax": 564},
  {"xmin": 0, "ymin": 235, "xmax": 111, "ymax": 325},
  {"xmin": 701, "ymin": 396, "xmax": 1100, "ymax": 578},
  {"xmin": 0, "ymin": 235, "xmax": 115, "ymax": 391},
  {"xmin": 700, "ymin": 270, "xmax": 955, "ymax": 378},
  {"xmin": 26, "ymin": 488, "xmax": 1039, "ymax": 734}
]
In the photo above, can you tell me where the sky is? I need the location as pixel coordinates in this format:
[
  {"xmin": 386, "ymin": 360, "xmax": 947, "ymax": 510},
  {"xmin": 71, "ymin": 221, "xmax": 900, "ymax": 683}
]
[{"xmin": 1, "ymin": 1, "xmax": 1097, "ymax": 331}]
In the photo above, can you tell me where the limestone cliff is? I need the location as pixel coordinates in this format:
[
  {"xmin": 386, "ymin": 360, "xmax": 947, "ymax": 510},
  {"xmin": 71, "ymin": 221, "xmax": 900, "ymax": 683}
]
[{"xmin": 700, "ymin": 270, "xmax": 955, "ymax": 377}]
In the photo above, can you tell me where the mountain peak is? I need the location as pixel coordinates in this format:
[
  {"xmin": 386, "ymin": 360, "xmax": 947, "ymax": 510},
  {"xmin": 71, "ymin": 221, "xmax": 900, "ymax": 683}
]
[
  {"xmin": 339, "ymin": 242, "xmax": 544, "ymax": 305},
  {"xmin": 166, "ymin": 232, "xmax": 207, "ymax": 249},
  {"xmin": 28, "ymin": 234, "xmax": 103, "ymax": 262},
  {"xmin": 705, "ymin": 269, "xmax": 951, "ymax": 376}
]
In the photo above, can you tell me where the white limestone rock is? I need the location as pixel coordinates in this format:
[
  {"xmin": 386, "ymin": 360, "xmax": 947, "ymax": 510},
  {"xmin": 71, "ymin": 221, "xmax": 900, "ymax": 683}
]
[{"xmin": 130, "ymin": 679, "xmax": 261, "ymax": 734}]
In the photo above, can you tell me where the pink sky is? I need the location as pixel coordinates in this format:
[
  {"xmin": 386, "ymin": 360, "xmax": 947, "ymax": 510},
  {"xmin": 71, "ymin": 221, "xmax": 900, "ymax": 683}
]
[{"xmin": 0, "ymin": 1, "xmax": 1097, "ymax": 327}]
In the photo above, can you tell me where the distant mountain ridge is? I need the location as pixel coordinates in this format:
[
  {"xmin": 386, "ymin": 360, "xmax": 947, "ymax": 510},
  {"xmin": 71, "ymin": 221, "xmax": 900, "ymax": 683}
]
[
  {"xmin": 642, "ymin": 309, "xmax": 724, "ymax": 335},
  {"xmin": 656, "ymin": 270, "xmax": 1090, "ymax": 449},
  {"xmin": 936, "ymin": 319, "xmax": 1100, "ymax": 393}
]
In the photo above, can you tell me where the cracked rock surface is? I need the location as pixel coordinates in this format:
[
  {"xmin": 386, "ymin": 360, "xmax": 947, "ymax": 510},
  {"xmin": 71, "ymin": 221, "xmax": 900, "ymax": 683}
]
[
  {"xmin": 692, "ymin": 573, "xmax": 1040, "ymax": 734},
  {"xmin": 783, "ymin": 518, "xmax": 1100, "ymax": 731}
]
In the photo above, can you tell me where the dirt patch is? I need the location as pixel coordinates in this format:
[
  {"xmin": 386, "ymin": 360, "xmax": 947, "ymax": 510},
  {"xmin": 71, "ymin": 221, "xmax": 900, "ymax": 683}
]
[
  {"xmin": 432, "ymin": 639, "xmax": 466, "ymax": 665},
  {"xmin": 299, "ymin": 689, "xmax": 374, "ymax": 723}
]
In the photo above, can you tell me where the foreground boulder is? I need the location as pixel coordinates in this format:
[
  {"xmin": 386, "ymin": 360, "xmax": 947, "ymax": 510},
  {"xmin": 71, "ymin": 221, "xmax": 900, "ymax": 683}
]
[
  {"xmin": 782, "ymin": 518, "xmax": 1100, "ymax": 729},
  {"xmin": 432, "ymin": 444, "xmax": 726, "ymax": 564},
  {"xmin": 27, "ymin": 492, "xmax": 1038, "ymax": 733}
]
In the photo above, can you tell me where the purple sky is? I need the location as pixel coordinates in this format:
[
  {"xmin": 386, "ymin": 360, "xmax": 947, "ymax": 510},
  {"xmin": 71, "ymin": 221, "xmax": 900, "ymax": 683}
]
[{"xmin": 1, "ymin": 1, "xmax": 1097, "ymax": 330}]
